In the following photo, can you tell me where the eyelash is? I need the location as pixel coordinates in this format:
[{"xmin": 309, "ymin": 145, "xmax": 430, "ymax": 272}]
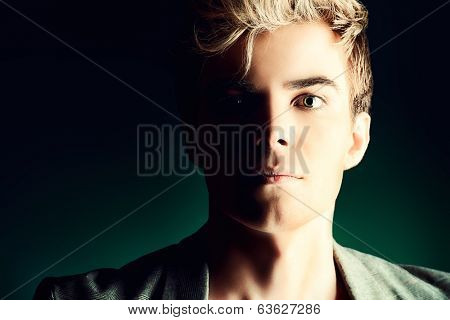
[
  {"xmin": 292, "ymin": 94, "xmax": 326, "ymax": 111},
  {"xmin": 217, "ymin": 92, "xmax": 326, "ymax": 111},
  {"xmin": 217, "ymin": 95, "xmax": 244, "ymax": 107}
]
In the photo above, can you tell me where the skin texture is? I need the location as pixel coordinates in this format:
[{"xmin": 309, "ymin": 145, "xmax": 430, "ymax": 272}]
[{"xmin": 197, "ymin": 21, "xmax": 371, "ymax": 299}]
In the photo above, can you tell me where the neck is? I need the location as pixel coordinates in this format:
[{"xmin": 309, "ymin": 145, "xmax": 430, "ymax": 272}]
[{"xmin": 205, "ymin": 206, "xmax": 341, "ymax": 300}]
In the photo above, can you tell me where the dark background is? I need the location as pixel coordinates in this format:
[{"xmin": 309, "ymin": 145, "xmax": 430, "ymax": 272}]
[{"xmin": 1, "ymin": 0, "xmax": 449, "ymax": 299}]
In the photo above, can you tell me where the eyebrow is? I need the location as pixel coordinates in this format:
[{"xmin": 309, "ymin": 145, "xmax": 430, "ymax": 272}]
[
  {"xmin": 206, "ymin": 78, "xmax": 258, "ymax": 94},
  {"xmin": 282, "ymin": 76, "xmax": 338, "ymax": 90},
  {"xmin": 206, "ymin": 76, "xmax": 337, "ymax": 94}
]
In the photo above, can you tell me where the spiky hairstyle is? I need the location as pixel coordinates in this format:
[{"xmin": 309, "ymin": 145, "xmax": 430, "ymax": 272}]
[{"xmin": 175, "ymin": 0, "xmax": 373, "ymax": 123}]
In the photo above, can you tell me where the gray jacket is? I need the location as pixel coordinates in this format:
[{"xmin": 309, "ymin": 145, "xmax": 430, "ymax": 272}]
[{"xmin": 34, "ymin": 225, "xmax": 450, "ymax": 299}]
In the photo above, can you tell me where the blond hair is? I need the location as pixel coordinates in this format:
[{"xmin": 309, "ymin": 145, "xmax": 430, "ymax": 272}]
[{"xmin": 184, "ymin": 0, "xmax": 373, "ymax": 116}]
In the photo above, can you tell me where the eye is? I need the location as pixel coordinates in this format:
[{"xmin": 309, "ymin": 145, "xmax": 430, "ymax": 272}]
[
  {"xmin": 215, "ymin": 86, "xmax": 246, "ymax": 107},
  {"xmin": 231, "ymin": 96, "xmax": 244, "ymax": 105},
  {"xmin": 218, "ymin": 95, "xmax": 245, "ymax": 108},
  {"xmin": 293, "ymin": 94, "xmax": 324, "ymax": 110}
]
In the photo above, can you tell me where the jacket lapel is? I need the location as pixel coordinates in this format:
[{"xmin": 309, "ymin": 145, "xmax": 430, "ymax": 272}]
[{"xmin": 333, "ymin": 240, "xmax": 399, "ymax": 299}]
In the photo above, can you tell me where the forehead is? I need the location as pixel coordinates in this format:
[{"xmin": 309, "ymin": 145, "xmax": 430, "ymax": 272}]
[{"xmin": 201, "ymin": 22, "xmax": 349, "ymax": 91}]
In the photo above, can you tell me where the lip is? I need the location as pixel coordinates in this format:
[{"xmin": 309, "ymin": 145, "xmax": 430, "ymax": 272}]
[{"xmin": 260, "ymin": 171, "xmax": 303, "ymax": 184}]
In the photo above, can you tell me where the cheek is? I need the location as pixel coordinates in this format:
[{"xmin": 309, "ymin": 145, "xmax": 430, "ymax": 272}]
[
  {"xmin": 295, "ymin": 125, "xmax": 347, "ymax": 209},
  {"xmin": 300, "ymin": 120, "xmax": 349, "ymax": 177}
]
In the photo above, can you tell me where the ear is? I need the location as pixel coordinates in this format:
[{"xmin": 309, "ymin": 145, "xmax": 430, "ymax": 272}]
[{"xmin": 344, "ymin": 112, "xmax": 371, "ymax": 171}]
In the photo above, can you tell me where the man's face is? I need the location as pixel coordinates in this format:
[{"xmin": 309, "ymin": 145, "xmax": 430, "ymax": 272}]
[{"xmin": 197, "ymin": 22, "xmax": 369, "ymax": 232}]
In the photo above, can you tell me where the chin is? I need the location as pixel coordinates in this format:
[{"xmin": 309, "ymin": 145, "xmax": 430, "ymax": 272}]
[
  {"xmin": 229, "ymin": 194, "xmax": 321, "ymax": 234},
  {"xmin": 215, "ymin": 176, "xmax": 334, "ymax": 233}
]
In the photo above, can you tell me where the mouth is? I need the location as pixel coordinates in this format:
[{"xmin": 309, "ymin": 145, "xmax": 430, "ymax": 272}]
[{"xmin": 260, "ymin": 170, "xmax": 303, "ymax": 184}]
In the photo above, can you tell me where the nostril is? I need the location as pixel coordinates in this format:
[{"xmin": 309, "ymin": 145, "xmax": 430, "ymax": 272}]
[{"xmin": 277, "ymin": 138, "xmax": 288, "ymax": 146}]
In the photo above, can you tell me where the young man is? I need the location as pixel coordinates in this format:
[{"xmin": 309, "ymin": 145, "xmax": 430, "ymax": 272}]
[{"xmin": 34, "ymin": 0, "xmax": 449, "ymax": 299}]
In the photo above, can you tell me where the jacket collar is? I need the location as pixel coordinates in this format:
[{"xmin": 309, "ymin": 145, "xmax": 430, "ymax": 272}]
[{"xmin": 332, "ymin": 240, "xmax": 398, "ymax": 299}]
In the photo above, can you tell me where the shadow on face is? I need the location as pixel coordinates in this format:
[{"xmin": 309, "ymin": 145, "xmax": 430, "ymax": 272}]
[{"xmin": 193, "ymin": 22, "xmax": 368, "ymax": 233}]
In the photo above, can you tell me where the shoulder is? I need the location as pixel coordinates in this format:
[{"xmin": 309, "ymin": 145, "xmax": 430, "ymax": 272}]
[
  {"xmin": 33, "ymin": 243, "xmax": 177, "ymax": 300},
  {"xmin": 395, "ymin": 263, "xmax": 450, "ymax": 297},
  {"xmin": 335, "ymin": 243, "xmax": 450, "ymax": 300}
]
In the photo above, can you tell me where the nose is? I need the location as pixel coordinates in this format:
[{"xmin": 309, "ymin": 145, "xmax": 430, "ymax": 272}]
[
  {"xmin": 266, "ymin": 125, "xmax": 292, "ymax": 154},
  {"xmin": 254, "ymin": 113, "xmax": 296, "ymax": 167},
  {"xmin": 255, "ymin": 123, "xmax": 291, "ymax": 149},
  {"xmin": 254, "ymin": 92, "xmax": 297, "ymax": 151},
  {"xmin": 266, "ymin": 108, "xmax": 296, "ymax": 151},
  {"xmin": 276, "ymin": 138, "xmax": 288, "ymax": 147},
  {"xmin": 252, "ymin": 112, "xmax": 293, "ymax": 172}
]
